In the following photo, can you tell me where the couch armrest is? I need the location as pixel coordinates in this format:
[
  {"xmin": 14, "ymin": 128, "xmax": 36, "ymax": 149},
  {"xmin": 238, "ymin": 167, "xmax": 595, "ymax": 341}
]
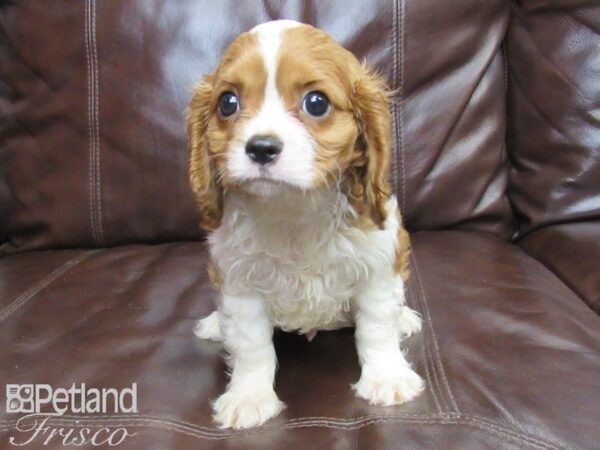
[{"xmin": 519, "ymin": 222, "xmax": 600, "ymax": 314}]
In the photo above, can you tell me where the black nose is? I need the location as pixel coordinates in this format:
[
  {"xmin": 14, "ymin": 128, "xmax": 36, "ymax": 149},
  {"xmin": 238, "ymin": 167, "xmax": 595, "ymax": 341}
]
[{"xmin": 245, "ymin": 135, "xmax": 283, "ymax": 166}]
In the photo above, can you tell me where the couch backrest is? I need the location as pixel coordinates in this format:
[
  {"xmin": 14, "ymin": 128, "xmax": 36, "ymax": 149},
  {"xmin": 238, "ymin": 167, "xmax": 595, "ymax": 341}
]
[
  {"xmin": 506, "ymin": 0, "xmax": 600, "ymax": 238},
  {"xmin": 0, "ymin": 0, "xmax": 516, "ymax": 254}
]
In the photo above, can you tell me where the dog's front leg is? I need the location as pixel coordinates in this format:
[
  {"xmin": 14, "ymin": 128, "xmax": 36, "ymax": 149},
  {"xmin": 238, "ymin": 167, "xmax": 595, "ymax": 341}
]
[
  {"xmin": 212, "ymin": 292, "xmax": 284, "ymax": 429},
  {"xmin": 352, "ymin": 274, "xmax": 424, "ymax": 406}
]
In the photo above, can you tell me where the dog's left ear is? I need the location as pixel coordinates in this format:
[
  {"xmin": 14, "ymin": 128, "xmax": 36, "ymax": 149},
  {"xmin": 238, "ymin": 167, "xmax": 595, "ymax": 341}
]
[{"xmin": 350, "ymin": 64, "xmax": 393, "ymax": 228}]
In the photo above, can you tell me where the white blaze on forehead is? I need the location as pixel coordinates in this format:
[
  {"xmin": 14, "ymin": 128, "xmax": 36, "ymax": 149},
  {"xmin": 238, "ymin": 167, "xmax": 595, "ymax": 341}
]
[
  {"xmin": 250, "ymin": 20, "xmax": 302, "ymax": 97},
  {"xmin": 226, "ymin": 19, "xmax": 315, "ymax": 189}
]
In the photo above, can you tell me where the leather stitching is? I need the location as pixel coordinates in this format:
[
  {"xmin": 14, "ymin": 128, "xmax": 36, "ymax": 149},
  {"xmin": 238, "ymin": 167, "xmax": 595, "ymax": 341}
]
[
  {"xmin": 0, "ymin": 253, "xmax": 93, "ymax": 323},
  {"xmin": 84, "ymin": 0, "xmax": 98, "ymax": 246},
  {"xmin": 91, "ymin": 0, "xmax": 105, "ymax": 245},
  {"xmin": 390, "ymin": 0, "xmax": 399, "ymax": 191},
  {"xmin": 406, "ymin": 276, "xmax": 443, "ymax": 413},
  {"xmin": 409, "ymin": 254, "xmax": 452, "ymax": 413},
  {"xmin": 85, "ymin": 0, "xmax": 105, "ymax": 246},
  {"xmin": 409, "ymin": 251, "xmax": 565, "ymax": 449},
  {"xmin": 0, "ymin": 413, "xmax": 563, "ymax": 449},
  {"xmin": 399, "ymin": 0, "xmax": 406, "ymax": 212},
  {"xmin": 411, "ymin": 251, "xmax": 459, "ymax": 413}
]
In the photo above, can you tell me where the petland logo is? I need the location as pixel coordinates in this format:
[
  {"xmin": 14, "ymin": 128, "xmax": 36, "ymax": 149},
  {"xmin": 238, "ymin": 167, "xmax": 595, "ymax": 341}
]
[{"xmin": 5, "ymin": 383, "xmax": 138, "ymax": 447}]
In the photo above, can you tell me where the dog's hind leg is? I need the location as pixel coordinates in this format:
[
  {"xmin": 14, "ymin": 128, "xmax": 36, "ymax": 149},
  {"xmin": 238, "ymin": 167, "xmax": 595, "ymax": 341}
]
[
  {"xmin": 397, "ymin": 305, "xmax": 422, "ymax": 337},
  {"xmin": 194, "ymin": 310, "xmax": 223, "ymax": 341}
]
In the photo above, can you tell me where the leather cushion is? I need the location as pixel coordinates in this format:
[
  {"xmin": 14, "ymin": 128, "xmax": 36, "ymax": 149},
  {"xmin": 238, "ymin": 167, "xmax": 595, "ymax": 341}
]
[
  {"xmin": 1, "ymin": 231, "xmax": 598, "ymax": 448},
  {"xmin": 0, "ymin": 0, "xmax": 515, "ymax": 253},
  {"xmin": 506, "ymin": 0, "xmax": 600, "ymax": 237},
  {"xmin": 520, "ymin": 221, "xmax": 600, "ymax": 314}
]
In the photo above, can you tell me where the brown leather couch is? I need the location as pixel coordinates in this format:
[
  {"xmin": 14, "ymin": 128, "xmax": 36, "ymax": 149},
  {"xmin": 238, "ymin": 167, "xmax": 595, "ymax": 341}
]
[{"xmin": 1, "ymin": 1, "xmax": 599, "ymax": 449}]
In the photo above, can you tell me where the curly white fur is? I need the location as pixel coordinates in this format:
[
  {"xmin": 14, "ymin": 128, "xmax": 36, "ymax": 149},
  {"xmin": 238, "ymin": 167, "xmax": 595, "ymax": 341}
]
[{"xmin": 198, "ymin": 188, "xmax": 423, "ymax": 429}]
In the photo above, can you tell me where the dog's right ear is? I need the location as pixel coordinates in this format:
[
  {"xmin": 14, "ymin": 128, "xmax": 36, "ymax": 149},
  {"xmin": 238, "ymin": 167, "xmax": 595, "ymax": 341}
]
[{"xmin": 187, "ymin": 76, "xmax": 223, "ymax": 231}]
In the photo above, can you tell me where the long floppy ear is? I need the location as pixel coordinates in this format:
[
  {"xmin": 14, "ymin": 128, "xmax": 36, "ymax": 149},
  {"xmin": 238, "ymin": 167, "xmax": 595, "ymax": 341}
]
[
  {"xmin": 351, "ymin": 64, "xmax": 393, "ymax": 228},
  {"xmin": 187, "ymin": 76, "xmax": 223, "ymax": 231}
]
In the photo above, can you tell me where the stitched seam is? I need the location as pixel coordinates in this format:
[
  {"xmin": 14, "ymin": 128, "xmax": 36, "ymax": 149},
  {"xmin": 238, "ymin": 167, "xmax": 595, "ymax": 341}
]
[
  {"xmin": 2, "ymin": 420, "xmax": 547, "ymax": 449},
  {"xmin": 410, "ymin": 264, "xmax": 450, "ymax": 413},
  {"xmin": 91, "ymin": 0, "xmax": 105, "ymax": 245},
  {"xmin": 0, "ymin": 253, "xmax": 92, "ymax": 322},
  {"xmin": 410, "ymin": 254, "xmax": 566, "ymax": 449},
  {"xmin": 463, "ymin": 415, "xmax": 563, "ymax": 450},
  {"xmin": 0, "ymin": 414, "xmax": 562, "ymax": 448},
  {"xmin": 411, "ymin": 252, "xmax": 460, "ymax": 413},
  {"xmin": 90, "ymin": 0, "xmax": 99, "ymax": 245},
  {"xmin": 0, "ymin": 413, "xmax": 444, "ymax": 432},
  {"xmin": 390, "ymin": 0, "xmax": 399, "ymax": 192},
  {"xmin": 412, "ymin": 252, "xmax": 459, "ymax": 412},
  {"xmin": 407, "ymin": 276, "xmax": 442, "ymax": 413},
  {"xmin": 0, "ymin": 413, "xmax": 442, "ymax": 427},
  {"xmin": 84, "ymin": 0, "xmax": 98, "ymax": 246},
  {"xmin": 399, "ymin": 0, "xmax": 406, "ymax": 213}
]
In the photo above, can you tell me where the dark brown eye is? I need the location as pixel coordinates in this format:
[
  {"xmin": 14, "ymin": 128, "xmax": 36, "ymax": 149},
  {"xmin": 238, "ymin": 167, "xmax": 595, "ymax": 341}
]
[
  {"xmin": 302, "ymin": 91, "xmax": 330, "ymax": 117},
  {"xmin": 218, "ymin": 92, "xmax": 239, "ymax": 117}
]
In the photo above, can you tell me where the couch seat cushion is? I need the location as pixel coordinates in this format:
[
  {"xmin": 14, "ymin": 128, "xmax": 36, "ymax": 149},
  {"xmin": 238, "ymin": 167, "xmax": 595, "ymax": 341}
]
[{"xmin": 0, "ymin": 231, "xmax": 598, "ymax": 449}]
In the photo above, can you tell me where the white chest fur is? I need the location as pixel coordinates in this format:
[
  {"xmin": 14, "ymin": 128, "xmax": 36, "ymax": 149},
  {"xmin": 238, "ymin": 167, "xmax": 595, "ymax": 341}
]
[{"xmin": 209, "ymin": 188, "xmax": 400, "ymax": 333}]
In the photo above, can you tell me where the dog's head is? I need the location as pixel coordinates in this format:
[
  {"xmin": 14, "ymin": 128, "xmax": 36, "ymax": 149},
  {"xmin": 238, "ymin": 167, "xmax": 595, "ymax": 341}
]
[{"xmin": 188, "ymin": 20, "xmax": 392, "ymax": 231}]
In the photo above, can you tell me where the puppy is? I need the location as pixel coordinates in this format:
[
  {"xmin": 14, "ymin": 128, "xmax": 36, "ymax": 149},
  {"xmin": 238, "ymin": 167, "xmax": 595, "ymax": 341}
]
[{"xmin": 187, "ymin": 20, "xmax": 424, "ymax": 430}]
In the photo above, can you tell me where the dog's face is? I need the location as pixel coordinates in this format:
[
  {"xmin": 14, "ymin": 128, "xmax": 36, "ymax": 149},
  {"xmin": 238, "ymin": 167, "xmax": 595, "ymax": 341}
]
[{"xmin": 188, "ymin": 20, "xmax": 392, "ymax": 230}]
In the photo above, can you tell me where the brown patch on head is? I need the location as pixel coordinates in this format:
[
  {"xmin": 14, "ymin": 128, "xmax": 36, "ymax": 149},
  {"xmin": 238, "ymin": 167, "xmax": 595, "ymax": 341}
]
[
  {"xmin": 277, "ymin": 25, "xmax": 393, "ymax": 228},
  {"xmin": 187, "ymin": 32, "xmax": 267, "ymax": 230},
  {"xmin": 395, "ymin": 211, "xmax": 411, "ymax": 282}
]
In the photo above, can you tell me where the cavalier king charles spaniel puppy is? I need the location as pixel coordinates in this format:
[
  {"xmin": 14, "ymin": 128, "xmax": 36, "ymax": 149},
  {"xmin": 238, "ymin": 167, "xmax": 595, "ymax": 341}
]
[{"xmin": 187, "ymin": 20, "xmax": 423, "ymax": 429}]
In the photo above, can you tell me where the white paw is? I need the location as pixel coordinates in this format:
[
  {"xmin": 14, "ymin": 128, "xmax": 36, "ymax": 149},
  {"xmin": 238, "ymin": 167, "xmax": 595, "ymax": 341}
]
[
  {"xmin": 397, "ymin": 306, "xmax": 422, "ymax": 337},
  {"xmin": 194, "ymin": 311, "xmax": 223, "ymax": 341},
  {"xmin": 212, "ymin": 388, "xmax": 285, "ymax": 429},
  {"xmin": 353, "ymin": 365, "xmax": 424, "ymax": 406}
]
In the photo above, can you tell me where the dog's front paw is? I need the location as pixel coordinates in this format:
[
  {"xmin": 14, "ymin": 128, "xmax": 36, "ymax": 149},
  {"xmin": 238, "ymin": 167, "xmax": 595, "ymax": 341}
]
[
  {"xmin": 352, "ymin": 365, "xmax": 424, "ymax": 406},
  {"xmin": 212, "ymin": 388, "xmax": 285, "ymax": 429},
  {"xmin": 194, "ymin": 311, "xmax": 223, "ymax": 341}
]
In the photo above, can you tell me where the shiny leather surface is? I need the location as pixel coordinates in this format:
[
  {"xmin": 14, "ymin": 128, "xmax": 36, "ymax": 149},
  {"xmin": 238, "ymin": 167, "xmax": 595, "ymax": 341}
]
[
  {"xmin": 0, "ymin": 0, "xmax": 515, "ymax": 253},
  {"xmin": 506, "ymin": 0, "xmax": 600, "ymax": 312},
  {"xmin": 1, "ymin": 0, "xmax": 599, "ymax": 448},
  {"xmin": 1, "ymin": 232, "xmax": 599, "ymax": 449},
  {"xmin": 520, "ymin": 222, "xmax": 600, "ymax": 313},
  {"xmin": 507, "ymin": 0, "xmax": 600, "ymax": 237}
]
